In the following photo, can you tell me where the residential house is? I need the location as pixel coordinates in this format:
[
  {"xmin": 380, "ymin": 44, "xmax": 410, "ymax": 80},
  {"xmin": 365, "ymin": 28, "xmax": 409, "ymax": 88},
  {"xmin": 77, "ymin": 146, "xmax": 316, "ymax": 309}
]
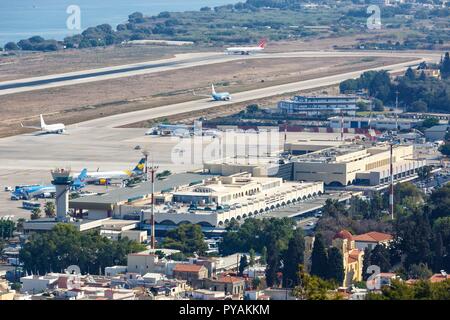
[
  {"xmin": 352, "ymin": 231, "xmax": 393, "ymax": 251},
  {"xmin": 172, "ymin": 264, "xmax": 208, "ymax": 285}
]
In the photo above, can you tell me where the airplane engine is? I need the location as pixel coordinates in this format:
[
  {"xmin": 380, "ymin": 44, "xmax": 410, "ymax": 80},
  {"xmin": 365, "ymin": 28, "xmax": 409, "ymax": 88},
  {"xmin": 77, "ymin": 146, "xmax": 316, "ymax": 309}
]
[{"xmin": 98, "ymin": 179, "xmax": 109, "ymax": 185}]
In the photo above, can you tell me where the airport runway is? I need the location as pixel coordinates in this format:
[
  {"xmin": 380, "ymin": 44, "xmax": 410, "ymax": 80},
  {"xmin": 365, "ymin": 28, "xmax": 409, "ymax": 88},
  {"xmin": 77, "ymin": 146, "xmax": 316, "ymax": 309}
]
[
  {"xmin": 0, "ymin": 50, "xmax": 441, "ymax": 96},
  {"xmin": 74, "ymin": 58, "xmax": 431, "ymax": 129}
]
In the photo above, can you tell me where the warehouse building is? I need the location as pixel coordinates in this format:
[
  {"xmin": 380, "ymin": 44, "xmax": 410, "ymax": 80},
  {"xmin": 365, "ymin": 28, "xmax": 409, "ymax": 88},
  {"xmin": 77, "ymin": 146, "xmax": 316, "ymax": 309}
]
[{"xmin": 329, "ymin": 116, "xmax": 421, "ymax": 131}]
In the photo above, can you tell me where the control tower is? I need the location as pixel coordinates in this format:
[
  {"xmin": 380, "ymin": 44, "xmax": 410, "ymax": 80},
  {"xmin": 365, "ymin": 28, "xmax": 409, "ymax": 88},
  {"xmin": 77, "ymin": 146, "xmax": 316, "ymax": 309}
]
[{"xmin": 51, "ymin": 168, "xmax": 73, "ymax": 222}]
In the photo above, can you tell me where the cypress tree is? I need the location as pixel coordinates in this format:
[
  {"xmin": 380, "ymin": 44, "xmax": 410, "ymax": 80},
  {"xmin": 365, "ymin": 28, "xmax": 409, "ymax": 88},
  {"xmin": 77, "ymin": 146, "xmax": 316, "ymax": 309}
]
[
  {"xmin": 327, "ymin": 247, "xmax": 345, "ymax": 285},
  {"xmin": 282, "ymin": 229, "xmax": 305, "ymax": 288},
  {"xmin": 370, "ymin": 244, "xmax": 392, "ymax": 272},
  {"xmin": 265, "ymin": 241, "xmax": 280, "ymax": 288},
  {"xmin": 310, "ymin": 234, "xmax": 328, "ymax": 279},
  {"xmin": 362, "ymin": 247, "xmax": 372, "ymax": 281},
  {"xmin": 239, "ymin": 255, "xmax": 249, "ymax": 276}
]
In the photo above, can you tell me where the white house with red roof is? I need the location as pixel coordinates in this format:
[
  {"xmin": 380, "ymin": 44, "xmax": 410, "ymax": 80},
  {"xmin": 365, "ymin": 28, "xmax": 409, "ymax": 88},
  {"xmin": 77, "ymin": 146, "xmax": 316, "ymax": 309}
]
[{"xmin": 352, "ymin": 231, "xmax": 393, "ymax": 251}]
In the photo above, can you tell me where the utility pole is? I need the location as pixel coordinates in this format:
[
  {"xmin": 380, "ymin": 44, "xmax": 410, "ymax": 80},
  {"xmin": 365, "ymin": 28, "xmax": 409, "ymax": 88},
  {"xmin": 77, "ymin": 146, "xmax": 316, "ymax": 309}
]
[
  {"xmin": 284, "ymin": 120, "xmax": 288, "ymax": 145},
  {"xmin": 395, "ymin": 90, "xmax": 399, "ymax": 131},
  {"xmin": 142, "ymin": 151, "xmax": 149, "ymax": 182},
  {"xmin": 389, "ymin": 142, "xmax": 395, "ymax": 220},
  {"xmin": 148, "ymin": 164, "xmax": 158, "ymax": 249}
]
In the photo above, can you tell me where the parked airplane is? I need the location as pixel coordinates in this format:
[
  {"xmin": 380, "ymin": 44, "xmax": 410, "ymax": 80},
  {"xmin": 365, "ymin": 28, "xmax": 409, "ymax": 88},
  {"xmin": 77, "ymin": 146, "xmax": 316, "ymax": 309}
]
[
  {"xmin": 11, "ymin": 169, "xmax": 88, "ymax": 200},
  {"xmin": 83, "ymin": 158, "xmax": 146, "ymax": 185},
  {"xmin": 21, "ymin": 114, "xmax": 66, "ymax": 134},
  {"xmin": 225, "ymin": 39, "xmax": 267, "ymax": 55}
]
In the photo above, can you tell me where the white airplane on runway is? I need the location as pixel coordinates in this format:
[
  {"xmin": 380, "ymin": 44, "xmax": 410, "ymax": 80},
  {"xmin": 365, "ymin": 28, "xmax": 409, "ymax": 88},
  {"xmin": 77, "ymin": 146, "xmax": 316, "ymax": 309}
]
[
  {"xmin": 21, "ymin": 114, "xmax": 66, "ymax": 134},
  {"xmin": 225, "ymin": 39, "xmax": 267, "ymax": 55},
  {"xmin": 193, "ymin": 84, "xmax": 231, "ymax": 101}
]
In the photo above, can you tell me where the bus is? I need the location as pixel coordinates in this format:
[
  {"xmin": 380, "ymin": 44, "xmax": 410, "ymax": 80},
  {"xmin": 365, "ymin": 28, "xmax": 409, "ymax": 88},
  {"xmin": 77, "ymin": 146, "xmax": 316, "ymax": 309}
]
[{"xmin": 22, "ymin": 201, "xmax": 41, "ymax": 210}]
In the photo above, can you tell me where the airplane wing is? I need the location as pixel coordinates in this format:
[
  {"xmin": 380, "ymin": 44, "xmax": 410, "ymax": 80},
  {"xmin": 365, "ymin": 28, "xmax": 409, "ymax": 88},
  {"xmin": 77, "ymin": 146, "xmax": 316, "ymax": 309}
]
[
  {"xmin": 192, "ymin": 90, "xmax": 210, "ymax": 98},
  {"xmin": 21, "ymin": 123, "xmax": 41, "ymax": 130}
]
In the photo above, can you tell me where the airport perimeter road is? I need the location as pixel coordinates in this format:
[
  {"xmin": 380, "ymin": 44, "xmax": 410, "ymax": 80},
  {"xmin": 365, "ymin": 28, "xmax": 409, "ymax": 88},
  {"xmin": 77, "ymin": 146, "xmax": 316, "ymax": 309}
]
[
  {"xmin": 0, "ymin": 50, "xmax": 441, "ymax": 96},
  {"xmin": 75, "ymin": 58, "xmax": 430, "ymax": 129}
]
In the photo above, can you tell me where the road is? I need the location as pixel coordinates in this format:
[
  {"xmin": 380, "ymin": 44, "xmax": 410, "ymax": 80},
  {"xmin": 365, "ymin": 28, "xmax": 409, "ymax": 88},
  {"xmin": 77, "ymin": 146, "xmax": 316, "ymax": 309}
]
[{"xmin": 0, "ymin": 50, "xmax": 441, "ymax": 97}]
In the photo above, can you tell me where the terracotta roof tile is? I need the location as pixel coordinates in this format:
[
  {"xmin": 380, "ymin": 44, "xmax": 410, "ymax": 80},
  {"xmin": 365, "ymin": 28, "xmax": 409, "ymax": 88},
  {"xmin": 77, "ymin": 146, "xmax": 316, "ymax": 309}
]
[
  {"xmin": 173, "ymin": 264, "xmax": 204, "ymax": 273},
  {"xmin": 352, "ymin": 232, "xmax": 393, "ymax": 243}
]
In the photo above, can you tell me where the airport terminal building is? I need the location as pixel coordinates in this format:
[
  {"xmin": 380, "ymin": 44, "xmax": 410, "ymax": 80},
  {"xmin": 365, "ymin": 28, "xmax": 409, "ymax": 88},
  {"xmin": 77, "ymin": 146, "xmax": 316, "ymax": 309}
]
[
  {"xmin": 292, "ymin": 143, "xmax": 426, "ymax": 186},
  {"xmin": 278, "ymin": 95, "xmax": 359, "ymax": 117}
]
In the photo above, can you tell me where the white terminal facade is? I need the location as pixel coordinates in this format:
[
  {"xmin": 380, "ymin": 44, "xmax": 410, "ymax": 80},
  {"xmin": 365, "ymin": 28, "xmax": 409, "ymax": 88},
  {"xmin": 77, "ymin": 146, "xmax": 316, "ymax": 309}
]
[
  {"xmin": 291, "ymin": 143, "xmax": 425, "ymax": 186},
  {"xmin": 143, "ymin": 173, "xmax": 324, "ymax": 227},
  {"xmin": 64, "ymin": 140, "xmax": 426, "ymax": 230}
]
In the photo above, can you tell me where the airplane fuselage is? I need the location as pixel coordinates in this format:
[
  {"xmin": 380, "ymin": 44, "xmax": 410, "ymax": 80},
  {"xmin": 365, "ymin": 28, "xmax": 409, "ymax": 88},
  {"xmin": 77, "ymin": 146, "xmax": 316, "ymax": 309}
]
[
  {"xmin": 212, "ymin": 93, "xmax": 231, "ymax": 101},
  {"xmin": 43, "ymin": 124, "xmax": 66, "ymax": 134},
  {"xmin": 226, "ymin": 47, "xmax": 264, "ymax": 55}
]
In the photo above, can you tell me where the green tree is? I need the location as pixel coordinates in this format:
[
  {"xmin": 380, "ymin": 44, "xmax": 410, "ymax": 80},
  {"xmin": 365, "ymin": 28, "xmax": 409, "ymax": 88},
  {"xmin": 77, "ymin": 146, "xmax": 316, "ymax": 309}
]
[
  {"xmin": 407, "ymin": 263, "xmax": 433, "ymax": 280},
  {"xmin": 239, "ymin": 255, "xmax": 249, "ymax": 276},
  {"xmin": 356, "ymin": 101, "xmax": 369, "ymax": 111},
  {"xmin": 372, "ymin": 98, "xmax": 384, "ymax": 112},
  {"xmin": 162, "ymin": 223, "xmax": 208, "ymax": 255},
  {"xmin": 362, "ymin": 247, "xmax": 372, "ymax": 281},
  {"xmin": 282, "ymin": 229, "xmax": 305, "ymax": 288},
  {"xmin": 19, "ymin": 224, "xmax": 145, "ymax": 274},
  {"xmin": 246, "ymin": 104, "xmax": 260, "ymax": 113},
  {"xmin": 310, "ymin": 234, "xmax": 329, "ymax": 279},
  {"xmin": 440, "ymin": 52, "xmax": 450, "ymax": 79},
  {"xmin": 0, "ymin": 220, "xmax": 16, "ymax": 239},
  {"xmin": 405, "ymin": 67, "xmax": 416, "ymax": 80},
  {"xmin": 30, "ymin": 208, "xmax": 42, "ymax": 220},
  {"xmin": 4, "ymin": 42, "xmax": 19, "ymax": 51},
  {"xmin": 260, "ymin": 246, "xmax": 267, "ymax": 265},
  {"xmin": 16, "ymin": 218, "xmax": 25, "ymax": 233},
  {"xmin": 265, "ymin": 239, "xmax": 280, "ymax": 288},
  {"xmin": 44, "ymin": 202, "xmax": 56, "ymax": 218},
  {"xmin": 249, "ymin": 248, "xmax": 256, "ymax": 266},
  {"xmin": 370, "ymin": 244, "xmax": 391, "ymax": 272},
  {"xmin": 422, "ymin": 118, "xmax": 439, "ymax": 129},
  {"xmin": 409, "ymin": 100, "xmax": 428, "ymax": 113},
  {"xmin": 293, "ymin": 265, "xmax": 337, "ymax": 300},
  {"xmin": 417, "ymin": 166, "xmax": 433, "ymax": 181},
  {"xmin": 395, "ymin": 210, "xmax": 433, "ymax": 268},
  {"xmin": 327, "ymin": 247, "xmax": 344, "ymax": 285}
]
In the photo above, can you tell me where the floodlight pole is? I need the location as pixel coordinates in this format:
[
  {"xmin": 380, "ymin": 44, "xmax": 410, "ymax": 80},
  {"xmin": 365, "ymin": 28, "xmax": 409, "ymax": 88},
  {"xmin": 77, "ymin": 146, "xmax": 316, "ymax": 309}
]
[
  {"xmin": 149, "ymin": 165, "xmax": 158, "ymax": 249},
  {"xmin": 389, "ymin": 142, "xmax": 394, "ymax": 220}
]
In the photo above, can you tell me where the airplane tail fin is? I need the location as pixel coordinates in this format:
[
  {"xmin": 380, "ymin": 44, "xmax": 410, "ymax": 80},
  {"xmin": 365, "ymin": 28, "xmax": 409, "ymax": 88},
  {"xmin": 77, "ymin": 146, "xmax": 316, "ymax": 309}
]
[
  {"xmin": 258, "ymin": 39, "xmax": 267, "ymax": 49},
  {"xmin": 40, "ymin": 114, "xmax": 46, "ymax": 128},
  {"xmin": 77, "ymin": 169, "xmax": 88, "ymax": 182},
  {"xmin": 133, "ymin": 158, "xmax": 146, "ymax": 174},
  {"xmin": 211, "ymin": 84, "xmax": 216, "ymax": 95},
  {"xmin": 72, "ymin": 169, "xmax": 88, "ymax": 189}
]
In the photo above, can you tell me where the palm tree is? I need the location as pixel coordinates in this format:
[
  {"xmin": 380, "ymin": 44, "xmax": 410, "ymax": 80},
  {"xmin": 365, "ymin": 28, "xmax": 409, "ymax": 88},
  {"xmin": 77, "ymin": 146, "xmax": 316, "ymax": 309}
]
[
  {"xmin": 16, "ymin": 218, "xmax": 26, "ymax": 233},
  {"xmin": 31, "ymin": 208, "xmax": 42, "ymax": 220},
  {"xmin": 44, "ymin": 202, "xmax": 56, "ymax": 218}
]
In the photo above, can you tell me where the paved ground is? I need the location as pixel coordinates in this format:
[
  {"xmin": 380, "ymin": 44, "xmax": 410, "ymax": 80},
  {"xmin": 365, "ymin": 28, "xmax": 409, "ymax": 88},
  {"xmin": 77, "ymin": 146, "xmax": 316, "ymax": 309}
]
[
  {"xmin": 257, "ymin": 191, "xmax": 354, "ymax": 220},
  {"xmin": 73, "ymin": 58, "xmax": 430, "ymax": 129},
  {"xmin": 0, "ymin": 51, "xmax": 440, "ymax": 96},
  {"xmin": 0, "ymin": 49, "xmax": 441, "ymax": 219},
  {"xmin": 0, "ymin": 131, "xmax": 355, "ymax": 219}
]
